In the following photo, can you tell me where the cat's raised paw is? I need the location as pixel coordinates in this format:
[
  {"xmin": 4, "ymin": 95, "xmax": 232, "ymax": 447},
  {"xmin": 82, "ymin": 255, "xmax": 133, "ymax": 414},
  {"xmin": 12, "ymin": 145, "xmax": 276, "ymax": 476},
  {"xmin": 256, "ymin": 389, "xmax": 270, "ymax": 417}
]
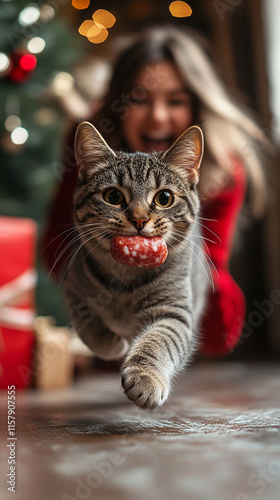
[{"xmin": 121, "ymin": 366, "xmax": 170, "ymax": 409}]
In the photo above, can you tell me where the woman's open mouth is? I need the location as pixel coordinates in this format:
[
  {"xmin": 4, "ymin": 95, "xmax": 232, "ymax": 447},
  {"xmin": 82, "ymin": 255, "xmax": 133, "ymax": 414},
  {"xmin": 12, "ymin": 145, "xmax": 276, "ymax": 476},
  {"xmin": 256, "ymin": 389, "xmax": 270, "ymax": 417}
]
[{"xmin": 141, "ymin": 134, "xmax": 174, "ymax": 152}]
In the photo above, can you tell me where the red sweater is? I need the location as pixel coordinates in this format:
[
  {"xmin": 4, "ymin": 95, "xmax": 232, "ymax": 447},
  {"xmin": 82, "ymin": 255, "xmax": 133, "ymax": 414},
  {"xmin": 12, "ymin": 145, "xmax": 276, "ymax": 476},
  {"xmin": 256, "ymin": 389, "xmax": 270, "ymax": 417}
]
[
  {"xmin": 199, "ymin": 160, "xmax": 246, "ymax": 355},
  {"xmin": 42, "ymin": 145, "xmax": 246, "ymax": 357}
]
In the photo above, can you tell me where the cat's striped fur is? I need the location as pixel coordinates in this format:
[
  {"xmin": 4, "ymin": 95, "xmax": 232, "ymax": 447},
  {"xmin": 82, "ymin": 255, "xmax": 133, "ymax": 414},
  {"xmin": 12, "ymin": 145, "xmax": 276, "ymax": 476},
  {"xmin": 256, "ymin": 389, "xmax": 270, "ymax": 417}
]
[{"xmin": 62, "ymin": 122, "xmax": 209, "ymax": 409}]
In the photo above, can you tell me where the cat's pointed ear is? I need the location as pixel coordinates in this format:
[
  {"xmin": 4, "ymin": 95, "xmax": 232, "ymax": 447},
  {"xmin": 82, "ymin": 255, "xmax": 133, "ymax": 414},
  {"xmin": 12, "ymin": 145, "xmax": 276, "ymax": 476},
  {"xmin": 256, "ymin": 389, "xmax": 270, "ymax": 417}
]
[
  {"xmin": 74, "ymin": 121, "xmax": 116, "ymax": 174},
  {"xmin": 161, "ymin": 126, "xmax": 204, "ymax": 186}
]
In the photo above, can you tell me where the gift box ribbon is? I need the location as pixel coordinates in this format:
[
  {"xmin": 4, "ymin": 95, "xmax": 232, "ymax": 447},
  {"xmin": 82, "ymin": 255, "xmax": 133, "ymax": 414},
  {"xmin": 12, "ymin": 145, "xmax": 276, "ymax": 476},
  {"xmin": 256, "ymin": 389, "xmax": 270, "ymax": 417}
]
[{"xmin": 0, "ymin": 269, "xmax": 37, "ymax": 330}]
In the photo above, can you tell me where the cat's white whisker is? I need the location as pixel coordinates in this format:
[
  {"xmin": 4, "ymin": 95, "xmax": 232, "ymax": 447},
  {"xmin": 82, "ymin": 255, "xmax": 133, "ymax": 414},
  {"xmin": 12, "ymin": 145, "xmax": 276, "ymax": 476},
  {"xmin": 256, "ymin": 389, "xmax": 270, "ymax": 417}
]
[
  {"xmin": 46, "ymin": 222, "xmax": 105, "ymax": 261},
  {"xmin": 46, "ymin": 222, "xmax": 104, "ymax": 247},
  {"xmin": 171, "ymin": 229, "xmax": 217, "ymax": 246},
  {"xmin": 172, "ymin": 219, "xmax": 220, "ymax": 243},
  {"xmin": 196, "ymin": 221, "xmax": 221, "ymax": 243},
  {"xmin": 97, "ymin": 231, "xmax": 111, "ymax": 245},
  {"xmin": 59, "ymin": 230, "xmax": 111, "ymax": 286},
  {"xmin": 197, "ymin": 216, "xmax": 217, "ymax": 222},
  {"xmin": 42, "ymin": 226, "xmax": 78, "ymax": 252},
  {"xmin": 188, "ymin": 238, "xmax": 219, "ymax": 279},
  {"xmin": 83, "ymin": 230, "xmax": 112, "ymax": 258},
  {"xmin": 53, "ymin": 228, "xmax": 101, "ymax": 264},
  {"xmin": 169, "ymin": 234, "xmax": 215, "ymax": 292},
  {"xmin": 50, "ymin": 227, "xmax": 109, "ymax": 279},
  {"xmin": 191, "ymin": 234, "xmax": 218, "ymax": 245},
  {"xmin": 54, "ymin": 229, "xmax": 93, "ymax": 262}
]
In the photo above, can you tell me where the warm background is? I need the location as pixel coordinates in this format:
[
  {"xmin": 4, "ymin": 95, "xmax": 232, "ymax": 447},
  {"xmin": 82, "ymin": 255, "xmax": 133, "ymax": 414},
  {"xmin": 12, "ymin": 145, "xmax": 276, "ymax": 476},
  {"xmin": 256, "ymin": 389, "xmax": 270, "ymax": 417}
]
[{"xmin": 1, "ymin": 0, "xmax": 279, "ymax": 359}]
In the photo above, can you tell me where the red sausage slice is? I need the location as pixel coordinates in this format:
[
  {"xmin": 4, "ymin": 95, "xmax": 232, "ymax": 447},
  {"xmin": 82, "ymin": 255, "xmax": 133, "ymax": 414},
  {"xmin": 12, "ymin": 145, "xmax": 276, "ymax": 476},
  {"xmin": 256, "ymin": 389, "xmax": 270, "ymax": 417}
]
[{"xmin": 110, "ymin": 235, "xmax": 168, "ymax": 268}]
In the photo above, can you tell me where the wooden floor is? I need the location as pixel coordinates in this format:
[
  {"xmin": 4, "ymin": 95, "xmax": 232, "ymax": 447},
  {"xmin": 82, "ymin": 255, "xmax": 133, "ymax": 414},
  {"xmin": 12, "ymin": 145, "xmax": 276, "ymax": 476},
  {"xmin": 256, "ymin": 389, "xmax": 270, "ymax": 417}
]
[{"xmin": 1, "ymin": 361, "xmax": 280, "ymax": 500}]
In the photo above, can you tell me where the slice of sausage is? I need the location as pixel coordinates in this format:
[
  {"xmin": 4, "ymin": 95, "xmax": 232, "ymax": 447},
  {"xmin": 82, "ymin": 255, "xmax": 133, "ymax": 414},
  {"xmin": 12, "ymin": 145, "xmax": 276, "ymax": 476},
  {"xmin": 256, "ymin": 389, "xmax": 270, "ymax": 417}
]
[{"xmin": 110, "ymin": 235, "xmax": 168, "ymax": 268}]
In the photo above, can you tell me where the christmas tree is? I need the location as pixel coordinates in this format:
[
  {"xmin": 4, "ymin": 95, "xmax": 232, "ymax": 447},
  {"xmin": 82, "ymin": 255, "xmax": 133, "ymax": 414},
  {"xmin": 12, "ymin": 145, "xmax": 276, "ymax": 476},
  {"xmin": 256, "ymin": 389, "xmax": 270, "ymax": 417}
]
[{"xmin": 0, "ymin": 0, "xmax": 86, "ymax": 323}]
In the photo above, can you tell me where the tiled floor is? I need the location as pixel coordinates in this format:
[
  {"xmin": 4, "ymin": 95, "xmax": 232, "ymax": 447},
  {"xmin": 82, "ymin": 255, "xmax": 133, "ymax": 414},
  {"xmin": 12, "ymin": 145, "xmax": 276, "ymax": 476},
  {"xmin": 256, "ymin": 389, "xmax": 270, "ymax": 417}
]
[{"xmin": 1, "ymin": 361, "xmax": 280, "ymax": 500}]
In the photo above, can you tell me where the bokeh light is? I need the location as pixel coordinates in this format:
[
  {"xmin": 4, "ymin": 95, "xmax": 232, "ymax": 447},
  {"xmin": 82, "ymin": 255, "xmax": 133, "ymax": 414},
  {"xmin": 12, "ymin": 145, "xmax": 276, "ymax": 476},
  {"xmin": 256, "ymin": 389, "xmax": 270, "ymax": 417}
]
[
  {"xmin": 4, "ymin": 115, "xmax": 22, "ymax": 132},
  {"xmin": 88, "ymin": 28, "xmax": 108, "ymax": 44},
  {"xmin": 92, "ymin": 9, "xmax": 116, "ymax": 29},
  {"xmin": 27, "ymin": 37, "xmax": 46, "ymax": 54},
  {"xmin": 19, "ymin": 54, "xmax": 37, "ymax": 71},
  {"xmin": 18, "ymin": 4, "xmax": 40, "ymax": 26},
  {"xmin": 34, "ymin": 108, "xmax": 57, "ymax": 126},
  {"xmin": 77, "ymin": 9, "xmax": 115, "ymax": 44},
  {"xmin": 87, "ymin": 23, "xmax": 104, "ymax": 38},
  {"xmin": 78, "ymin": 20, "xmax": 96, "ymax": 36},
  {"xmin": 72, "ymin": 0, "xmax": 90, "ymax": 9},
  {"xmin": 52, "ymin": 72, "xmax": 75, "ymax": 96},
  {"xmin": 39, "ymin": 4, "xmax": 55, "ymax": 21},
  {"xmin": 11, "ymin": 127, "xmax": 28, "ymax": 145},
  {"xmin": 0, "ymin": 52, "xmax": 11, "ymax": 72},
  {"xmin": 169, "ymin": 1, "xmax": 192, "ymax": 18}
]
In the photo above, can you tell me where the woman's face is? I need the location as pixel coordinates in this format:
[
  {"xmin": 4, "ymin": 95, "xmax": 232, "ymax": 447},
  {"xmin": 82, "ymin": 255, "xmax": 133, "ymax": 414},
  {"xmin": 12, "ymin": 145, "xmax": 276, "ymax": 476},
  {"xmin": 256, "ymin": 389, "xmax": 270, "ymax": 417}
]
[{"xmin": 121, "ymin": 61, "xmax": 193, "ymax": 153}]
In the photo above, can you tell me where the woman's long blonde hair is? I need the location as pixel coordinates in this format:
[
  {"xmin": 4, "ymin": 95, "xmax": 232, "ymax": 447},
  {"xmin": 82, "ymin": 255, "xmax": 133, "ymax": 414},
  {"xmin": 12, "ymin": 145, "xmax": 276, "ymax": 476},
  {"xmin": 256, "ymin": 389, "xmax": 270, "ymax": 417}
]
[{"xmin": 92, "ymin": 25, "xmax": 271, "ymax": 215}]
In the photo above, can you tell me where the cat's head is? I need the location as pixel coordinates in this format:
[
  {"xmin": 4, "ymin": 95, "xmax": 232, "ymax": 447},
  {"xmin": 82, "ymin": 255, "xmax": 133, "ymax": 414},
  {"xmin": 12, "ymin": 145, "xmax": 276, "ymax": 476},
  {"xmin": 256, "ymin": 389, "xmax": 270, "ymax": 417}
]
[{"xmin": 74, "ymin": 121, "xmax": 203, "ymax": 253}]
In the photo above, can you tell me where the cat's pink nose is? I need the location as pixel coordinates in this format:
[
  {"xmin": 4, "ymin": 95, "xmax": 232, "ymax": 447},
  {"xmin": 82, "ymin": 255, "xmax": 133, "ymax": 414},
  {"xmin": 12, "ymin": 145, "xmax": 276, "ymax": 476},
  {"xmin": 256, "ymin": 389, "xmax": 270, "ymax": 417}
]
[{"xmin": 130, "ymin": 217, "xmax": 149, "ymax": 230}]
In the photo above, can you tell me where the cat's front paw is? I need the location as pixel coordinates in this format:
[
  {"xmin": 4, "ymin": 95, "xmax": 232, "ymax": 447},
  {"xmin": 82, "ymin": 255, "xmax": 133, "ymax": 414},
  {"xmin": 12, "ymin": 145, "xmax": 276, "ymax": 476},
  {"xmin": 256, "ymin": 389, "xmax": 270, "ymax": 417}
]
[{"xmin": 121, "ymin": 364, "xmax": 170, "ymax": 410}]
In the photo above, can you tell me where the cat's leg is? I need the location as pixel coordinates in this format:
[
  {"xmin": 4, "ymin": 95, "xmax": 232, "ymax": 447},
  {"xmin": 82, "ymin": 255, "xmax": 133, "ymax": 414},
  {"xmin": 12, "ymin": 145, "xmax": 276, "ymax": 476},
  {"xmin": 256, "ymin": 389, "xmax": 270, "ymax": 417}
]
[
  {"xmin": 121, "ymin": 311, "xmax": 193, "ymax": 409},
  {"xmin": 65, "ymin": 290, "xmax": 129, "ymax": 360},
  {"xmin": 80, "ymin": 319, "xmax": 129, "ymax": 361}
]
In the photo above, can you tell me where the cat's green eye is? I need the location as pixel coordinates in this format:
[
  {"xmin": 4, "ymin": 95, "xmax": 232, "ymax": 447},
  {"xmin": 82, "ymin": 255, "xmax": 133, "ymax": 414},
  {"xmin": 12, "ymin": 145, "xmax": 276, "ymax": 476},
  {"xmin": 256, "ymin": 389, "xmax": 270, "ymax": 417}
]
[
  {"xmin": 154, "ymin": 190, "xmax": 174, "ymax": 208},
  {"xmin": 104, "ymin": 188, "xmax": 125, "ymax": 206}
]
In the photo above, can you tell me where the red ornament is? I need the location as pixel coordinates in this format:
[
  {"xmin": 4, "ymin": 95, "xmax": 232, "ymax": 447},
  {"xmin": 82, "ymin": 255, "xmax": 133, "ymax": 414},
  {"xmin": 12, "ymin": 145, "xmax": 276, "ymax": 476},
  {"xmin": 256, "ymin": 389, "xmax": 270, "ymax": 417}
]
[{"xmin": 7, "ymin": 51, "xmax": 37, "ymax": 83}]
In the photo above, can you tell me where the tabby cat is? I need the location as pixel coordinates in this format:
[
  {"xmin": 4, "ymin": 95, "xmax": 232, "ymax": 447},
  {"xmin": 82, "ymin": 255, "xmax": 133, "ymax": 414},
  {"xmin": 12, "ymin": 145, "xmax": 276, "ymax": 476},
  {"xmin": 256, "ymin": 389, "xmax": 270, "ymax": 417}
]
[{"xmin": 62, "ymin": 121, "xmax": 209, "ymax": 409}]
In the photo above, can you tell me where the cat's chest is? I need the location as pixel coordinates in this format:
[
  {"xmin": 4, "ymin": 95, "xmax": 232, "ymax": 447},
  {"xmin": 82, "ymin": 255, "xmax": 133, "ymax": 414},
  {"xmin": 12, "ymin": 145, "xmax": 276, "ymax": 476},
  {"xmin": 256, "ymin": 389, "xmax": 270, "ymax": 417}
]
[
  {"xmin": 106, "ymin": 315, "xmax": 137, "ymax": 338},
  {"xmin": 102, "ymin": 298, "xmax": 139, "ymax": 339}
]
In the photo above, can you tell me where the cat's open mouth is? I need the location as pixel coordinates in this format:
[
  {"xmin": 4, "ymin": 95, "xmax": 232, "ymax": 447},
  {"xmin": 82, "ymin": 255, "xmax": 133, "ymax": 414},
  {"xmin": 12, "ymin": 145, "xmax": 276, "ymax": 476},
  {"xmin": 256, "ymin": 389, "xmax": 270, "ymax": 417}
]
[{"xmin": 141, "ymin": 134, "xmax": 174, "ymax": 153}]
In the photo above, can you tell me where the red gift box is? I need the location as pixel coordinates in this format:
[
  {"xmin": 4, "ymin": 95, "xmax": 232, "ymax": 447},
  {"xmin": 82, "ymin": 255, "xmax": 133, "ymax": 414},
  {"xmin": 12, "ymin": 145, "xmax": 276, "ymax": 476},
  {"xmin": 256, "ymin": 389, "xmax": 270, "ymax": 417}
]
[{"xmin": 0, "ymin": 217, "xmax": 37, "ymax": 389}]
